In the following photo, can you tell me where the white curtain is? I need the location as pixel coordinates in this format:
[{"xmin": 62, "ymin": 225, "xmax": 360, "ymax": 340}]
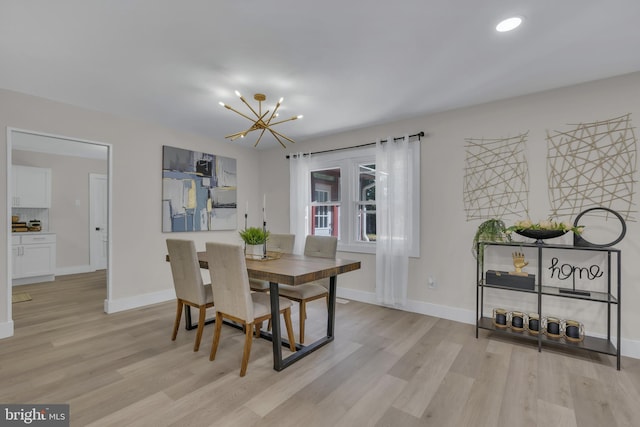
[
  {"xmin": 376, "ymin": 136, "xmax": 410, "ymax": 307},
  {"xmin": 289, "ymin": 153, "xmax": 311, "ymax": 255}
]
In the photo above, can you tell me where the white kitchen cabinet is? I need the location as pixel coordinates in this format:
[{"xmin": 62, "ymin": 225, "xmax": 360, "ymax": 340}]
[
  {"xmin": 12, "ymin": 233, "xmax": 56, "ymax": 284},
  {"xmin": 12, "ymin": 165, "xmax": 52, "ymax": 208}
]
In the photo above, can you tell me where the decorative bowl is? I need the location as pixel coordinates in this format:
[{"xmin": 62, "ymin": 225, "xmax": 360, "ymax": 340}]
[{"xmin": 515, "ymin": 229, "xmax": 567, "ymax": 243}]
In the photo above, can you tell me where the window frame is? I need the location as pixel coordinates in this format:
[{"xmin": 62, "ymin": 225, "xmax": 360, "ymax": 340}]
[{"xmin": 304, "ymin": 144, "xmax": 420, "ymax": 257}]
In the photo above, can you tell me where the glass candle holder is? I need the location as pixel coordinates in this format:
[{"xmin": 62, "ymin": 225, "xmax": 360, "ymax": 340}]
[
  {"xmin": 525, "ymin": 313, "xmax": 540, "ymax": 335},
  {"xmin": 493, "ymin": 308, "xmax": 508, "ymax": 328},
  {"xmin": 509, "ymin": 311, "xmax": 525, "ymax": 331},
  {"xmin": 543, "ymin": 316, "xmax": 562, "ymax": 338},
  {"xmin": 562, "ymin": 319, "xmax": 585, "ymax": 342}
]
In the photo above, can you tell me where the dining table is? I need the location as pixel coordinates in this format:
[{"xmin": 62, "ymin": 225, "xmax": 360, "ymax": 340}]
[{"xmin": 172, "ymin": 251, "xmax": 361, "ymax": 371}]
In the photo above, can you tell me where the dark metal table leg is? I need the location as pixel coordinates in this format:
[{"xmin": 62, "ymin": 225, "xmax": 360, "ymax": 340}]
[{"xmin": 269, "ymin": 281, "xmax": 283, "ymax": 370}]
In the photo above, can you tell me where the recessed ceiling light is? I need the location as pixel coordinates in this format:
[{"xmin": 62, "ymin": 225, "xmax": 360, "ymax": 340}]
[{"xmin": 496, "ymin": 17, "xmax": 522, "ymax": 32}]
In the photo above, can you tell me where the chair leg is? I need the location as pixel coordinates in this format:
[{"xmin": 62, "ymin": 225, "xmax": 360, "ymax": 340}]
[
  {"xmin": 172, "ymin": 299, "xmax": 184, "ymax": 341},
  {"xmin": 194, "ymin": 305, "xmax": 207, "ymax": 352},
  {"xmin": 283, "ymin": 308, "xmax": 296, "ymax": 352},
  {"xmin": 210, "ymin": 311, "xmax": 223, "ymax": 361},
  {"xmin": 299, "ymin": 301, "xmax": 306, "ymax": 344},
  {"xmin": 240, "ymin": 322, "xmax": 254, "ymax": 377},
  {"xmin": 255, "ymin": 322, "xmax": 262, "ymax": 338}
]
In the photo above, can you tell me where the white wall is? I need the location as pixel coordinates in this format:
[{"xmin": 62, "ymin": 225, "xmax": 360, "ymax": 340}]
[
  {"xmin": 258, "ymin": 71, "xmax": 640, "ymax": 357},
  {"xmin": 0, "ymin": 88, "xmax": 262, "ymax": 338},
  {"xmin": 3, "ymin": 73, "xmax": 640, "ymax": 358}
]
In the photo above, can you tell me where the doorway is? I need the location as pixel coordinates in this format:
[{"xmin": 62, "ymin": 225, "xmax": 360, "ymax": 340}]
[{"xmin": 7, "ymin": 128, "xmax": 113, "ymax": 326}]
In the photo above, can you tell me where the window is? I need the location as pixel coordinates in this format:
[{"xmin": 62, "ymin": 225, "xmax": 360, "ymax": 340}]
[
  {"xmin": 293, "ymin": 142, "xmax": 420, "ymax": 256},
  {"xmin": 310, "ymin": 169, "xmax": 340, "ymax": 237}
]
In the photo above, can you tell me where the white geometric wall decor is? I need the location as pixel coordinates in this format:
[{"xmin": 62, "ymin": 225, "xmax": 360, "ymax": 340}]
[
  {"xmin": 463, "ymin": 132, "xmax": 530, "ymax": 221},
  {"xmin": 546, "ymin": 114, "xmax": 637, "ymax": 221}
]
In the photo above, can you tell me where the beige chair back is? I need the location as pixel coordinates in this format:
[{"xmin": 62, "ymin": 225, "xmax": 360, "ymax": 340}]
[
  {"xmin": 304, "ymin": 235, "xmax": 337, "ymax": 289},
  {"xmin": 267, "ymin": 233, "xmax": 295, "ymax": 254},
  {"xmin": 166, "ymin": 239, "xmax": 208, "ymax": 305},
  {"xmin": 205, "ymin": 242, "xmax": 254, "ymax": 321},
  {"xmin": 304, "ymin": 235, "xmax": 337, "ymax": 259}
]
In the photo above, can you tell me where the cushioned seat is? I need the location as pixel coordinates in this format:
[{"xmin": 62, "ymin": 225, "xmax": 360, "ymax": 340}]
[
  {"xmin": 166, "ymin": 239, "xmax": 215, "ymax": 352},
  {"xmin": 205, "ymin": 242, "xmax": 296, "ymax": 377},
  {"xmin": 277, "ymin": 235, "xmax": 337, "ymax": 343}
]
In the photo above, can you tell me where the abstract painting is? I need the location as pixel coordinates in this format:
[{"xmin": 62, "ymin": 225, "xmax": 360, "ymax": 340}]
[{"xmin": 162, "ymin": 145, "xmax": 237, "ymax": 232}]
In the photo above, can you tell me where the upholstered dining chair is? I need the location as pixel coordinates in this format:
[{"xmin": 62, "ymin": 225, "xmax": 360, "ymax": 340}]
[
  {"xmin": 205, "ymin": 242, "xmax": 296, "ymax": 377},
  {"xmin": 277, "ymin": 235, "xmax": 337, "ymax": 343},
  {"xmin": 166, "ymin": 239, "xmax": 214, "ymax": 352},
  {"xmin": 249, "ymin": 233, "xmax": 295, "ymax": 292}
]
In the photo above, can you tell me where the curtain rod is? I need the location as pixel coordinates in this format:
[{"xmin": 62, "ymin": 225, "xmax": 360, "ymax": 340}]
[{"xmin": 286, "ymin": 131, "xmax": 424, "ymax": 159}]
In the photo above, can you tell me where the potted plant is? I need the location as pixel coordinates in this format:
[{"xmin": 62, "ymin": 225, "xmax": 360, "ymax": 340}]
[
  {"xmin": 472, "ymin": 218, "xmax": 511, "ymax": 261},
  {"xmin": 239, "ymin": 226, "xmax": 270, "ymax": 257}
]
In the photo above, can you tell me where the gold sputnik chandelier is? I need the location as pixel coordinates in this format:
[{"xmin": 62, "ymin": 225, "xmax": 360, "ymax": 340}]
[{"xmin": 219, "ymin": 91, "xmax": 303, "ymax": 148}]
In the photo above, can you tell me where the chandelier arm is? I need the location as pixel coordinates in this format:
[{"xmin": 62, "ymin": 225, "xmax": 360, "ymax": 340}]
[
  {"xmin": 239, "ymin": 96, "xmax": 262, "ymax": 120},
  {"xmin": 224, "ymin": 105, "xmax": 262, "ymax": 123},
  {"xmin": 268, "ymin": 129, "xmax": 288, "ymax": 149},
  {"xmin": 253, "ymin": 128, "xmax": 269, "ymax": 147},
  {"xmin": 269, "ymin": 116, "xmax": 301, "ymax": 127},
  {"xmin": 263, "ymin": 101, "xmax": 282, "ymax": 126},
  {"xmin": 269, "ymin": 128, "xmax": 296, "ymax": 143}
]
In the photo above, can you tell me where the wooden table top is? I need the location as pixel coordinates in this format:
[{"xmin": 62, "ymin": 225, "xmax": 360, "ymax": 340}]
[{"xmin": 195, "ymin": 252, "xmax": 361, "ymax": 286}]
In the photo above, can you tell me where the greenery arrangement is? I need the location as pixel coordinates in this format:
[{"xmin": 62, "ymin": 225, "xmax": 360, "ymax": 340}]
[
  {"xmin": 505, "ymin": 219, "xmax": 584, "ymax": 235},
  {"xmin": 472, "ymin": 218, "xmax": 511, "ymax": 259},
  {"xmin": 238, "ymin": 227, "xmax": 270, "ymax": 245}
]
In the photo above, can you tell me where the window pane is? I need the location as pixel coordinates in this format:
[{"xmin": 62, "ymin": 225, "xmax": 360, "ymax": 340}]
[
  {"xmin": 359, "ymin": 164, "xmax": 375, "ymax": 201},
  {"xmin": 311, "ymin": 168, "xmax": 341, "ymax": 202},
  {"xmin": 356, "ymin": 203, "xmax": 376, "ymax": 242},
  {"xmin": 311, "ymin": 205, "xmax": 340, "ymax": 237}
]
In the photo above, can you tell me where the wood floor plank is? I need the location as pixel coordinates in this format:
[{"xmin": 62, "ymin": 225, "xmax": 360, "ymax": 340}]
[{"xmin": 2, "ymin": 271, "xmax": 639, "ymax": 426}]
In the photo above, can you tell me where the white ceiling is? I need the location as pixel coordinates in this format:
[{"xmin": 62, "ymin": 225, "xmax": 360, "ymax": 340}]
[{"xmin": 1, "ymin": 1, "xmax": 640, "ymax": 150}]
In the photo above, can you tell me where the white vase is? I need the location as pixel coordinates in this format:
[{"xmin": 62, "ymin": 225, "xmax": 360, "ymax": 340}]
[{"xmin": 246, "ymin": 244, "xmax": 265, "ymax": 257}]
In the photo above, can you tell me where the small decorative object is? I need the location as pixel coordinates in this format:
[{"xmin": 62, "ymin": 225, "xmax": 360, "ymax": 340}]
[
  {"xmin": 510, "ymin": 252, "xmax": 529, "ymax": 276},
  {"xmin": 506, "ymin": 218, "xmax": 584, "ymax": 244},
  {"xmin": 562, "ymin": 319, "xmax": 585, "ymax": 342},
  {"xmin": 485, "ymin": 270, "xmax": 535, "ymax": 290},
  {"xmin": 509, "ymin": 311, "xmax": 525, "ymax": 331},
  {"xmin": 219, "ymin": 91, "xmax": 303, "ymax": 148},
  {"xmin": 543, "ymin": 316, "xmax": 562, "ymax": 338},
  {"xmin": 472, "ymin": 218, "xmax": 511, "ymax": 261},
  {"xmin": 573, "ymin": 207, "xmax": 627, "ymax": 248},
  {"xmin": 493, "ymin": 308, "xmax": 508, "ymax": 328},
  {"xmin": 525, "ymin": 313, "xmax": 540, "ymax": 335},
  {"xmin": 239, "ymin": 226, "xmax": 270, "ymax": 258}
]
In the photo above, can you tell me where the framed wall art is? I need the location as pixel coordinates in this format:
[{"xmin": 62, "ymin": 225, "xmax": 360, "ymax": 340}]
[{"xmin": 162, "ymin": 145, "xmax": 237, "ymax": 232}]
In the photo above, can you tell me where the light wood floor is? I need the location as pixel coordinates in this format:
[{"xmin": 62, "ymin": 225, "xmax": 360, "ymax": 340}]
[{"xmin": 4, "ymin": 272, "xmax": 640, "ymax": 427}]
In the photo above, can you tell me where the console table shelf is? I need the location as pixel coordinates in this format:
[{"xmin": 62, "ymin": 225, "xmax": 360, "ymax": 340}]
[{"xmin": 476, "ymin": 241, "xmax": 621, "ymax": 369}]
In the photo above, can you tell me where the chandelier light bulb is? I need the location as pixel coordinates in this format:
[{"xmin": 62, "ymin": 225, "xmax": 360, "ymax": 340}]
[
  {"xmin": 235, "ymin": 90, "xmax": 242, "ymax": 97},
  {"xmin": 219, "ymin": 101, "xmax": 225, "ymax": 107},
  {"xmin": 297, "ymin": 115, "xmax": 304, "ymax": 119}
]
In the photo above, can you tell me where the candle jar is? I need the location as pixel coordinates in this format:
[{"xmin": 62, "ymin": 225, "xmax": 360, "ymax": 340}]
[
  {"xmin": 524, "ymin": 313, "xmax": 540, "ymax": 335},
  {"xmin": 493, "ymin": 308, "xmax": 508, "ymax": 328},
  {"xmin": 509, "ymin": 311, "xmax": 525, "ymax": 332},
  {"xmin": 543, "ymin": 316, "xmax": 562, "ymax": 338},
  {"xmin": 562, "ymin": 319, "xmax": 584, "ymax": 342}
]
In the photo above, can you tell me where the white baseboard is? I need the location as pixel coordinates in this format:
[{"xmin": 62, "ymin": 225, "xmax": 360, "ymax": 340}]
[
  {"xmin": 104, "ymin": 289, "xmax": 175, "ymax": 314},
  {"xmin": 0, "ymin": 320, "xmax": 14, "ymax": 339},
  {"xmin": 13, "ymin": 275, "xmax": 55, "ymax": 286},
  {"xmin": 336, "ymin": 287, "xmax": 640, "ymax": 360}
]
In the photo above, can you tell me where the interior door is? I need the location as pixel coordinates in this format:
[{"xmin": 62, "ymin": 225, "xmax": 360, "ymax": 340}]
[{"xmin": 90, "ymin": 173, "xmax": 108, "ymax": 270}]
